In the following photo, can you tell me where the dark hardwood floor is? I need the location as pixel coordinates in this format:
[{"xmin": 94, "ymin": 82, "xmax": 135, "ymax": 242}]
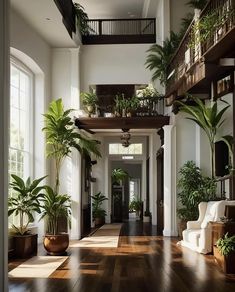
[{"xmin": 9, "ymin": 221, "xmax": 235, "ymax": 292}]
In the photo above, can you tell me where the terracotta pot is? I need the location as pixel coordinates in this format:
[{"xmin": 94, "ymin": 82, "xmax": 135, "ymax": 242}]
[
  {"xmin": 13, "ymin": 234, "xmax": 38, "ymax": 258},
  {"xmin": 43, "ymin": 234, "xmax": 69, "ymax": 255},
  {"xmin": 94, "ymin": 217, "xmax": 104, "ymax": 226}
]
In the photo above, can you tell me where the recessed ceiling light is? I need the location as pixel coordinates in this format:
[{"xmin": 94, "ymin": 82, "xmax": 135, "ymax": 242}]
[{"xmin": 46, "ymin": 18, "xmax": 51, "ymax": 21}]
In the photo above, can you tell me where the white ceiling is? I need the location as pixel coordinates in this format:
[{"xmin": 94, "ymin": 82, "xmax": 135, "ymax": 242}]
[
  {"xmin": 11, "ymin": 0, "xmax": 77, "ymax": 48},
  {"xmin": 11, "ymin": 0, "xmax": 149, "ymax": 47},
  {"xmin": 76, "ymin": 0, "xmax": 145, "ymax": 19}
]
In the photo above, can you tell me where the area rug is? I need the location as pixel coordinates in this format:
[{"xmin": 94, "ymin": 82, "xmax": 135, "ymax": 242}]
[
  {"xmin": 70, "ymin": 223, "xmax": 122, "ymax": 248},
  {"xmin": 8, "ymin": 256, "xmax": 68, "ymax": 278}
]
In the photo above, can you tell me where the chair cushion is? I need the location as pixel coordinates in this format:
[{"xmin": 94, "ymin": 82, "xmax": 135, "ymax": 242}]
[
  {"xmin": 201, "ymin": 201, "xmax": 225, "ymax": 228},
  {"xmin": 182, "ymin": 228, "xmax": 201, "ymax": 247}
]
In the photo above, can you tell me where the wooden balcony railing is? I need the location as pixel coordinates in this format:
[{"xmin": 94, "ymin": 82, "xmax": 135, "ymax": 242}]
[
  {"xmin": 166, "ymin": 0, "xmax": 235, "ymax": 99},
  {"xmin": 82, "ymin": 18, "xmax": 156, "ymax": 44}
]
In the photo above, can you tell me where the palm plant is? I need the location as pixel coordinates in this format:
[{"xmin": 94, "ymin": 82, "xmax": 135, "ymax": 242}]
[
  {"xmin": 145, "ymin": 31, "xmax": 181, "ymax": 85},
  {"xmin": 8, "ymin": 174, "xmax": 47, "ymax": 235},
  {"xmin": 111, "ymin": 168, "xmax": 129, "ymax": 185},
  {"xmin": 177, "ymin": 97, "xmax": 232, "ymax": 178},
  {"xmin": 39, "ymin": 186, "xmax": 71, "ymax": 235},
  {"xmin": 43, "ymin": 98, "xmax": 101, "ymax": 193}
]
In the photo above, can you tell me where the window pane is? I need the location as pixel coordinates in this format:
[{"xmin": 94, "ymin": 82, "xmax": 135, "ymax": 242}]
[{"xmin": 109, "ymin": 143, "xmax": 143, "ymax": 155}]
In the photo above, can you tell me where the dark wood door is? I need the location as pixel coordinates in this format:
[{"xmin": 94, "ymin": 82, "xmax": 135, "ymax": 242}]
[
  {"xmin": 157, "ymin": 148, "xmax": 164, "ymax": 234},
  {"xmin": 111, "ymin": 185, "xmax": 124, "ymax": 222}
]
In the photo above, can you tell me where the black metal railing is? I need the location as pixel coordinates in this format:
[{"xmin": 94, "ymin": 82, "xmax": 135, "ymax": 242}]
[
  {"xmin": 82, "ymin": 18, "xmax": 156, "ymax": 44},
  {"xmin": 83, "ymin": 18, "xmax": 156, "ymax": 36},
  {"xmin": 166, "ymin": 0, "xmax": 235, "ymax": 95}
]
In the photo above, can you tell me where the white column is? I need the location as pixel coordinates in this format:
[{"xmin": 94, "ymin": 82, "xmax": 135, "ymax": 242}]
[
  {"xmin": 163, "ymin": 125, "xmax": 178, "ymax": 236},
  {"xmin": 149, "ymin": 132, "xmax": 159, "ymax": 225},
  {"xmin": 0, "ymin": 0, "xmax": 9, "ymax": 290}
]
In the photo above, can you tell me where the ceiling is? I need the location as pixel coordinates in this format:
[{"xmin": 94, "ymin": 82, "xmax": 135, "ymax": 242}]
[
  {"xmin": 11, "ymin": 0, "xmax": 77, "ymax": 48},
  {"xmin": 11, "ymin": 0, "xmax": 151, "ymax": 47},
  {"xmin": 76, "ymin": 0, "xmax": 145, "ymax": 19}
]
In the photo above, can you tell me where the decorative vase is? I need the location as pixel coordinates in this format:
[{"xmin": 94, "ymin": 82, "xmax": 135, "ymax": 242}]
[
  {"xmin": 43, "ymin": 234, "xmax": 69, "ymax": 255},
  {"xmin": 86, "ymin": 105, "xmax": 94, "ymax": 117}
]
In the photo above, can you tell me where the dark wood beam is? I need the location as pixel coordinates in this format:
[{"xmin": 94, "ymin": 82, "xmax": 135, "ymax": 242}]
[
  {"xmin": 75, "ymin": 116, "xmax": 170, "ymax": 130},
  {"xmin": 232, "ymin": 77, "xmax": 235, "ymax": 200}
]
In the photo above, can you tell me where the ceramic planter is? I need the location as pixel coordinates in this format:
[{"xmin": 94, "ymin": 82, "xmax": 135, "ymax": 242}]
[
  {"xmin": 43, "ymin": 234, "xmax": 69, "ymax": 255},
  {"xmin": 13, "ymin": 234, "xmax": 38, "ymax": 258},
  {"xmin": 143, "ymin": 216, "xmax": 151, "ymax": 223}
]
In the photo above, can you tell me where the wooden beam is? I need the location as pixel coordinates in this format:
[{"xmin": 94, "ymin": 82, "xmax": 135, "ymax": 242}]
[
  {"xmin": 232, "ymin": 75, "xmax": 235, "ymax": 200},
  {"xmin": 75, "ymin": 116, "xmax": 170, "ymax": 130}
]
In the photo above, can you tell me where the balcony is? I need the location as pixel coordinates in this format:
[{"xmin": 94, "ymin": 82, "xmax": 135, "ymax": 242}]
[
  {"xmin": 165, "ymin": 0, "xmax": 235, "ymax": 104},
  {"xmin": 82, "ymin": 18, "xmax": 156, "ymax": 45}
]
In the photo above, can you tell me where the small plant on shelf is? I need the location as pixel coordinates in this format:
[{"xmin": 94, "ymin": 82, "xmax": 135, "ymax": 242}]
[{"xmin": 80, "ymin": 92, "xmax": 98, "ymax": 117}]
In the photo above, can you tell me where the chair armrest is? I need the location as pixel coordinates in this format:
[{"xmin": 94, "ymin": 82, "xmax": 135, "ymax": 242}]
[{"xmin": 187, "ymin": 220, "xmax": 201, "ymax": 229}]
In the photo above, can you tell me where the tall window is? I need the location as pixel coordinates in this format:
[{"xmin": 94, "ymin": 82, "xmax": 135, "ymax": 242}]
[{"xmin": 9, "ymin": 59, "xmax": 33, "ymax": 188}]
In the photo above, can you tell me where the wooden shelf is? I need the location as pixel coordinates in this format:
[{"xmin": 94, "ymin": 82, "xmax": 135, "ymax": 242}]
[{"xmin": 75, "ymin": 116, "xmax": 170, "ymax": 131}]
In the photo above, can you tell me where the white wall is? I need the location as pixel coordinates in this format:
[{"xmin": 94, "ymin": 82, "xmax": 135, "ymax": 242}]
[
  {"xmin": 10, "ymin": 8, "xmax": 52, "ymax": 242},
  {"xmin": 170, "ymin": 0, "xmax": 192, "ymax": 33},
  {"xmin": 80, "ymin": 44, "xmax": 152, "ymax": 91}
]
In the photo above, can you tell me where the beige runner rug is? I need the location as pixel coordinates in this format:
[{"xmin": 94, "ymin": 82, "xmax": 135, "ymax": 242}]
[
  {"xmin": 70, "ymin": 223, "xmax": 122, "ymax": 248},
  {"xmin": 9, "ymin": 256, "xmax": 68, "ymax": 278}
]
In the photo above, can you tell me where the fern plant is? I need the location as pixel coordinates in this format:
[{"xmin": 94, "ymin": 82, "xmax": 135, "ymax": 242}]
[
  {"xmin": 73, "ymin": 2, "xmax": 89, "ymax": 35},
  {"xmin": 217, "ymin": 233, "xmax": 235, "ymax": 256}
]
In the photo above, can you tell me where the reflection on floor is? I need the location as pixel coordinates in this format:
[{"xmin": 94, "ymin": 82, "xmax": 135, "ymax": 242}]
[{"xmin": 8, "ymin": 221, "xmax": 235, "ymax": 292}]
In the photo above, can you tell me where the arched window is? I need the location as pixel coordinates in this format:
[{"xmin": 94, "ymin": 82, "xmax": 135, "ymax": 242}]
[{"xmin": 9, "ymin": 58, "xmax": 33, "ymax": 188}]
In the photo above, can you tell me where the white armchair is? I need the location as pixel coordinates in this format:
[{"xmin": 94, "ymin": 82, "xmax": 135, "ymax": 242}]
[{"xmin": 180, "ymin": 200, "xmax": 235, "ymax": 254}]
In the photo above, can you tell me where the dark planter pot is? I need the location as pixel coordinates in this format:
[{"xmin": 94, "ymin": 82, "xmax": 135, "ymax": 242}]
[
  {"xmin": 43, "ymin": 234, "xmax": 69, "ymax": 255},
  {"xmin": 214, "ymin": 246, "xmax": 235, "ymax": 274},
  {"xmin": 13, "ymin": 234, "xmax": 38, "ymax": 258},
  {"xmin": 178, "ymin": 220, "xmax": 187, "ymax": 238},
  {"xmin": 94, "ymin": 217, "xmax": 104, "ymax": 226}
]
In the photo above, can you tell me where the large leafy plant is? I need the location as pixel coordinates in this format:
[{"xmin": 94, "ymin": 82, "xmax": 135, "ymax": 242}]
[
  {"xmin": 91, "ymin": 192, "xmax": 108, "ymax": 219},
  {"xmin": 217, "ymin": 233, "xmax": 235, "ymax": 256},
  {"xmin": 177, "ymin": 97, "xmax": 232, "ymax": 178},
  {"xmin": 177, "ymin": 161, "xmax": 216, "ymax": 221},
  {"xmin": 8, "ymin": 174, "xmax": 46, "ymax": 235},
  {"xmin": 145, "ymin": 31, "xmax": 181, "ymax": 85},
  {"xmin": 43, "ymin": 98, "xmax": 101, "ymax": 193},
  {"xmin": 39, "ymin": 186, "xmax": 71, "ymax": 235}
]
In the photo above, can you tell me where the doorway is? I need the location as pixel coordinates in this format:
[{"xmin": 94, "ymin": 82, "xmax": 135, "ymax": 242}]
[{"xmin": 111, "ymin": 161, "xmax": 142, "ymax": 222}]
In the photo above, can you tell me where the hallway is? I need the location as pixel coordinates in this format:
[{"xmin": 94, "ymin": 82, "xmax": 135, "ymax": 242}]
[{"xmin": 9, "ymin": 222, "xmax": 235, "ymax": 292}]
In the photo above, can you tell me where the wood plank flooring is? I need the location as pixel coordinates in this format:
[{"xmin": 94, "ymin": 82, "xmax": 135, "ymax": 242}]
[{"xmin": 9, "ymin": 221, "xmax": 235, "ymax": 292}]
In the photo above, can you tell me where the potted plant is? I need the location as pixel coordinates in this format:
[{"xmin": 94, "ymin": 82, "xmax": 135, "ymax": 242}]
[
  {"xmin": 8, "ymin": 174, "xmax": 46, "ymax": 258},
  {"xmin": 80, "ymin": 92, "xmax": 98, "ymax": 117},
  {"xmin": 143, "ymin": 210, "xmax": 151, "ymax": 223},
  {"xmin": 177, "ymin": 161, "xmax": 217, "ymax": 236},
  {"xmin": 91, "ymin": 192, "xmax": 108, "ymax": 226},
  {"xmin": 42, "ymin": 98, "xmax": 101, "ymax": 254},
  {"xmin": 39, "ymin": 186, "xmax": 71, "ymax": 255},
  {"xmin": 129, "ymin": 198, "xmax": 142, "ymax": 219},
  {"xmin": 215, "ymin": 233, "xmax": 235, "ymax": 273}
]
